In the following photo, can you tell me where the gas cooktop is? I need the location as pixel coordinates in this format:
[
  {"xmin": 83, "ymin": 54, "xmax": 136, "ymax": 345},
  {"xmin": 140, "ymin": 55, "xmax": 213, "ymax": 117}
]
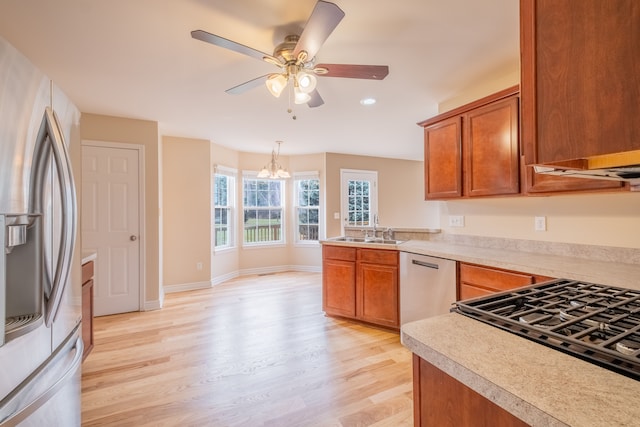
[{"xmin": 454, "ymin": 279, "xmax": 640, "ymax": 380}]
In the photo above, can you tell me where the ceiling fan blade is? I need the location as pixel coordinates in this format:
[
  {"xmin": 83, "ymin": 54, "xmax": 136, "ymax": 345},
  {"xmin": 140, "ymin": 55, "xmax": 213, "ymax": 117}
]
[
  {"xmin": 315, "ymin": 64, "xmax": 389, "ymax": 80},
  {"xmin": 191, "ymin": 30, "xmax": 280, "ymax": 63},
  {"xmin": 225, "ymin": 74, "xmax": 271, "ymax": 95},
  {"xmin": 307, "ymin": 90, "xmax": 324, "ymax": 108},
  {"xmin": 293, "ymin": 1, "xmax": 345, "ymax": 60}
]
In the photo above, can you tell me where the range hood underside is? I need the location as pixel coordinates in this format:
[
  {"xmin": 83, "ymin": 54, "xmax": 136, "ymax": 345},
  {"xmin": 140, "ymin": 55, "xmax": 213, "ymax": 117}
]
[{"xmin": 533, "ymin": 149, "xmax": 640, "ymax": 189}]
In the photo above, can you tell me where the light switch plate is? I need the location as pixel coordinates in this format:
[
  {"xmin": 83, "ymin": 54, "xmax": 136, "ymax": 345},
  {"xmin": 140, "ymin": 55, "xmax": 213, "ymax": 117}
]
[
  {"xmin": 534, "ymin": 216, "xmax": 546, "ymax": 231},
  {"xmin": 448, "ymin": 215, "xmax": 464, "ymax": 227}
]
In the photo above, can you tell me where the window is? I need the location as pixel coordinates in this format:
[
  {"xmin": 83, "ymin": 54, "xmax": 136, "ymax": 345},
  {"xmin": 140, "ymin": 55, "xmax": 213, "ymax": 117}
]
[
  {"xmin": 294, "ymin": 172, "xmax": 320, "ymax": 243},
  {"xmin": 213, "ymin": 166, "xmax": 236, "ymax": 249},
  {"xmin": 340, "ymin": 169, "xmax": 378, "ymax": 230},
  {"xmin": 242, "ymin": 175, "xmax": 284, "ymax": 245}
]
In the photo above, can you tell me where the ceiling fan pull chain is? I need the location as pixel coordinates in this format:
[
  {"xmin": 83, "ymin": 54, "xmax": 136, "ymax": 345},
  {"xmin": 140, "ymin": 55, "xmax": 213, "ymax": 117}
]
[{"xmin": 287, "ymin": 82, "xmax": 297, "ymax": 120}]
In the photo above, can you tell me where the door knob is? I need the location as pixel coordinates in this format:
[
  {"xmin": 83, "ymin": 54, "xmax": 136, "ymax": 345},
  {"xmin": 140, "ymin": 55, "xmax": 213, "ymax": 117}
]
[{"xmin": 130, "ymin": 235, "xmax": 137, "ymax": 241}]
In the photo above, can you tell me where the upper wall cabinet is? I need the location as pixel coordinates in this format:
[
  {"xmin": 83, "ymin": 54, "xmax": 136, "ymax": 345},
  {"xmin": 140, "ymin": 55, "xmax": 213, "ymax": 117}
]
[
  {"xmin": 520, "ymin": 0, "xmax": 636, "ymax": 192},
  {"xmin": 419, "ymin": 86, "xmax": 520, "ymax": 200}
]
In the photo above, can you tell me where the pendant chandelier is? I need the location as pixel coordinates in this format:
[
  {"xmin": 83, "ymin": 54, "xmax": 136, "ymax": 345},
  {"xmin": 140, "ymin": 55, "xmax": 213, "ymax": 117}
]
[{"xmin": 257, "ymin": 141, "xmax": 291, "ymax": 179}]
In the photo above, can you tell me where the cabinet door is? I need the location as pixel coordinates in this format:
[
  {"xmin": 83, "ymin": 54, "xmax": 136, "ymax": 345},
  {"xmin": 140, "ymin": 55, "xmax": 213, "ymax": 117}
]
[
  {"xmin": 413, "ymin": 355, "xmax": 529, "ymax": 427},
  {"xmin": 424, "ymin": 116, "xmax": 462, "ymax": 199},
  {"xmin": 357, "ymin": 262, "xmax": 399, "ymax": 328},
  {"xmin": 465, "ymin": 96, "xmax": 520, "ymax": 197},
  {"xmin": 520, "ymin": 0, "xmax": 638, "ymax": 186},
  {"xmin": 323, "ymin": 259, "xmax": 357, "ymax": 318}
]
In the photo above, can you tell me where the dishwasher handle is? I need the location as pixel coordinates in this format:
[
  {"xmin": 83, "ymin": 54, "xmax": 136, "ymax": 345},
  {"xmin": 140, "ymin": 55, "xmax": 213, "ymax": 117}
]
[{"xmin": 412, "ymin": 259, "xmax": 439, "ymax": 269}]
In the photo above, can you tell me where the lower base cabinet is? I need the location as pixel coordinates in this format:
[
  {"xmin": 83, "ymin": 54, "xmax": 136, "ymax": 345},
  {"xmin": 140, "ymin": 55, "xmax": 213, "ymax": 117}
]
[
  {"xmin": 458, "ymin": 262, "xmax": 554, "ymax": 300},
  {"xmin": 323, "ymin": 245, "xmax": 399, "ymax": 329},
  {"xmin": 413, "ymin": 354, "xmax": 529, "ymax": 427}
]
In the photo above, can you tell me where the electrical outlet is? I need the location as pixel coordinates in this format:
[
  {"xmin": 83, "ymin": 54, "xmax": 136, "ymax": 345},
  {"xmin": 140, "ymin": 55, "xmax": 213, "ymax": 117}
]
[
  {"xmin": 534, "ymin": 216, "xmax": 546, "ymax": 232},
  {"xmin": 448, "ymin": 215, "xmax": 464, "ymax": 227},
  {"xmin": 196, "ymin": 262, "xmax": 203, "ymax": 271}
]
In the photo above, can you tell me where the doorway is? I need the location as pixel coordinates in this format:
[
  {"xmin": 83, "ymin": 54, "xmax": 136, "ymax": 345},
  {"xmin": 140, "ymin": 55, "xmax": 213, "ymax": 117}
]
[
  {"xmin": 81, "ymin": 141, "xmax": 144, "ymax": 316},
  {"xmin": 340, "ymin": 169, "xmax": 378, "ymax": 235}
]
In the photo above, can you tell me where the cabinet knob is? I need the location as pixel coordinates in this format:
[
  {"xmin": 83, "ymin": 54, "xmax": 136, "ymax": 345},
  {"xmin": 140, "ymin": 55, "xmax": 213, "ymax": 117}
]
[{"xmin": 130, "ymin": 235, "xmax": 137, "ymax": 241}]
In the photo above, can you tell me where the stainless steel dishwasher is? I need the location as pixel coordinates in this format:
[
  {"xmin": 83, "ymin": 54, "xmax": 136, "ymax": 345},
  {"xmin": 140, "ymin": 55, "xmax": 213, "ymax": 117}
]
[{"xmin": 399, "ymin": 251, "xmax": 457, "ymax": 325}]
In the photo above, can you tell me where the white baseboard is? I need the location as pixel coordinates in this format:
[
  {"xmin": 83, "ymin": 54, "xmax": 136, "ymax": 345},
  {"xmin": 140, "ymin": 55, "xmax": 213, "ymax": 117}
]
[
  {"xmin": 143, "ymin": 299, "xmax": 163, "ymax": 311},
  {"xmin": 239, "ymin": 264, "xmax": 321, "ymax": 276},
  {"xmin": 164, "ymin": 280, "xmax": 211, "ymax": 294},
  {"xmin": 211, "ymin": 270, "xmax": 240, "ymax": 286},
  {"xmin": 163, "ymin": 265, "xmax": 321, "ymax": 295}
]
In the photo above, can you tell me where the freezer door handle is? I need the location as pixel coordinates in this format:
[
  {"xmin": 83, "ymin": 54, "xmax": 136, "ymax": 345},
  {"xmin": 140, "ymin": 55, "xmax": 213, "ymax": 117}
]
[
  {"xmin": 412, "ymin": 259, "xmax": 439, "ymax": 269},
  {"xmin": 0, "ymin": 335, "xmax": 83, "ymax": 426}
]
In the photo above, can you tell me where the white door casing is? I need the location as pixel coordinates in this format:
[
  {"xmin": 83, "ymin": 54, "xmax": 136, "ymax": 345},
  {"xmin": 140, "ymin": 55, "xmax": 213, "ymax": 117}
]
[{"xmin": 81, "ymin": 142, "xmax": 144, "ymax": 316}]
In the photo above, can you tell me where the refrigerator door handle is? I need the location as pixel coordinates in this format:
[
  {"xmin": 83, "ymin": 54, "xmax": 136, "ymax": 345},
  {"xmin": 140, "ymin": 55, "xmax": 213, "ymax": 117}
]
[
  {"xmin": 0, "ymin": 335, "xmax": 83, "ymax": 426},
  {"xmin": 41, "ymin": 108, "xmax": 77, "ymax": 327}
]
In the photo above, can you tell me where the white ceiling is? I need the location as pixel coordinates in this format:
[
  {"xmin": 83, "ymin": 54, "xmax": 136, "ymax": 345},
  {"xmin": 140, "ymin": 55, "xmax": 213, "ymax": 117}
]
[{"xmin": 0, "ymin": 0, "xmax": 519, "ymax": 160}]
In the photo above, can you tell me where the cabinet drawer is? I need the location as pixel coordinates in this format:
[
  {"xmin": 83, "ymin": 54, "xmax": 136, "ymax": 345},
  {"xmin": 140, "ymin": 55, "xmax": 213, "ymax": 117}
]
[
  {"xmin": 82, "ymin": 260, "xmax": 94, "ymax": 284},
  {"xmin": 323, "ymin": 245, "xmax": 356, "ymax": 261},
  {"xmin": 460, "ymin": 263, "xmax": 534, "ymax": 292},
  {"xmin": 357, "ymin": 248, "xmax": 398, "ymax": 266}
]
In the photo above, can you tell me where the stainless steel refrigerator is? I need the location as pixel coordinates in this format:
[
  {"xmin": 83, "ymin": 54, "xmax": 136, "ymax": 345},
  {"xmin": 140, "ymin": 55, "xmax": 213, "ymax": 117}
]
[{"xmin": 0, "ymin": 37, "xmax": 82, "ymax": 426}]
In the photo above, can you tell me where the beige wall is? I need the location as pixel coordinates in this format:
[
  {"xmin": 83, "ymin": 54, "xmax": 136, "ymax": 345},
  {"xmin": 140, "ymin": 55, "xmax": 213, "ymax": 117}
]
[
  {"xmin": 162, "ymin": 136, "xmax": 211, "ymax": 286},
  {"xmin": 324, "ymin": 152, "xmax": 438, "ymax": 238},
  {"xmin": 442, "ymin": 192, "xmax": 640, "ymax": 248},
  {"xmin": 80, "ymin": 113, "xmax": 162, "ymax": 308}
]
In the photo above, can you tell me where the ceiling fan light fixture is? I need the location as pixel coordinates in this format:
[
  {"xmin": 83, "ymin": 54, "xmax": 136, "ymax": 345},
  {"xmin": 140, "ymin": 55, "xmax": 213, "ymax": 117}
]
[
  {"xmin": 294, "ymin": 87, "xmax": 312, "ymax": 104},
  {"xmin": 296, "ymin": 70, "xmax": 317, "ymax": 94},
  {"xmin": 265, "ymin": 73, "xmax": 287, "ymax": 98}
]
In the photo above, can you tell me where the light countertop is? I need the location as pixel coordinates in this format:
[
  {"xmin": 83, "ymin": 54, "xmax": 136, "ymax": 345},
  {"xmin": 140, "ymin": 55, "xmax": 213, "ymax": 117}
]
[
  {"xmin": 322, "ymin": 238, "xmax": 640, "ymax": 290},
  {"xmin": 81, "ymin": 250, "xmax": 97, "ymax": 265},
  {"xmin": 402, "ymin": 313, "xmax": 640, "ymax": 427}
]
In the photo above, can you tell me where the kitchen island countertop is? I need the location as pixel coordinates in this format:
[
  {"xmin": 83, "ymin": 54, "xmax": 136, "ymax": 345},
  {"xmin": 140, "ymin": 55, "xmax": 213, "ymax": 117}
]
[{"xmin": 402, "ymin": 313, "xmax": 640, "ymax": 427}]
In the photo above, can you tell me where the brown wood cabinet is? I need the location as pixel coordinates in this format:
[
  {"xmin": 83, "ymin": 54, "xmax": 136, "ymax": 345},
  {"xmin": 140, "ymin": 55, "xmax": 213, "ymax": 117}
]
[
  {"xmin": 413, "ymin": 354, "xmax": 529, "ymax": 427},
  {"xmin": 322, "ymin": 244, "xmax": 399, "ymax": 329},
  {"xmin": 458, "ymin": 262, "xmax": 554, "ymax": 300},
  {"xmin": 357, "ymin": 248, "xmax": 399, "ymax": 328},
  {"xmin": 419, "ymin": 86, "xmax": 520, "ymax": 200},
  {"xmin": 519, "ymin": 0, "xmax": 630, "ymax": 194},
  {"xmin": 81, "ymin": 259, "xmax": 95, "ymax": 361}
]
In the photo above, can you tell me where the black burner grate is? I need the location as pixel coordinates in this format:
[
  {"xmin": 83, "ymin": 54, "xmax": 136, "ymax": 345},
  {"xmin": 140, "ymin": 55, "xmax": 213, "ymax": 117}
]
[{"xmin": 454, "ymin": 279, "xmax": 640, "ymax": 381}]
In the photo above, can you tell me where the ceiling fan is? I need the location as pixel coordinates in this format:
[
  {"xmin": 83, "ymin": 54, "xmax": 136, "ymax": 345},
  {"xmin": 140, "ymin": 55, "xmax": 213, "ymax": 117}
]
[{"xmin": 191, "ymin": 0, "xmax": 389, "ymax": 108}]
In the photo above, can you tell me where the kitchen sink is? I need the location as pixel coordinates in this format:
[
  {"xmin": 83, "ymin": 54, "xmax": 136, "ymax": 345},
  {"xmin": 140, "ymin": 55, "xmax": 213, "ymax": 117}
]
[{"xmin": 329, "ymin": 236, "xmax": 404, "ymax": 245}]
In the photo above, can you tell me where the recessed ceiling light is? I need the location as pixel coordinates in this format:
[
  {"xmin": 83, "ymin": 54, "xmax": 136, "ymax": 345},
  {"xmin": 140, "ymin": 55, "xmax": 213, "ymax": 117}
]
[{"xmin": 360, "ymin": 97, "xmax": 376, "ymax": 106}]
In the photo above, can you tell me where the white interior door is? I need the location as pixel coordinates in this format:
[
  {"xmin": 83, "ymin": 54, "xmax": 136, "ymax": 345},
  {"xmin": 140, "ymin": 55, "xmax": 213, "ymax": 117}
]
[{"xmin": 81, "ymin": 144, "xmax": 141, "ymax": 316}]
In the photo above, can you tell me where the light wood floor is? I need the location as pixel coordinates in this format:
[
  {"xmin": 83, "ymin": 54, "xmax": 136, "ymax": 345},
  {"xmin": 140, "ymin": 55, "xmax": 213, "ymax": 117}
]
[{"xmin": 81, "ymin": 272, "xmax": 414, "ymax": 427}]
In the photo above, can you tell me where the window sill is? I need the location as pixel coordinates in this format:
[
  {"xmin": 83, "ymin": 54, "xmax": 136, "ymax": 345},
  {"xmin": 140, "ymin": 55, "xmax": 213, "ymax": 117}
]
[{"xmin": 213, "ymin": 245, "xmax": 236, "ymax": 254}]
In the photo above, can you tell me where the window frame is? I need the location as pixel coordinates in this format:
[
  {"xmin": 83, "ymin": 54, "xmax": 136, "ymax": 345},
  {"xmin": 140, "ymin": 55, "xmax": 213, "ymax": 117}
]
[
  {"xmin": 212, "ymin": 165, "xmax": 237, "ymax": 252},
  {"xmin": 242, "ymin": 172, "xmax": 286, "ymax": 247},
  {"xmin": 293, "ymin": 171, "xmax": 321, "ymax": 246}
]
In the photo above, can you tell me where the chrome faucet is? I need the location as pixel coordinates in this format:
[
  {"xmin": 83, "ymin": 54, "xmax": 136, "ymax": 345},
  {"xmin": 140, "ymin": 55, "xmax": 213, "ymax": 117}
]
[{"xmin": 373, "ymin": 214, "xmax": 378, "ymax": 236}]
